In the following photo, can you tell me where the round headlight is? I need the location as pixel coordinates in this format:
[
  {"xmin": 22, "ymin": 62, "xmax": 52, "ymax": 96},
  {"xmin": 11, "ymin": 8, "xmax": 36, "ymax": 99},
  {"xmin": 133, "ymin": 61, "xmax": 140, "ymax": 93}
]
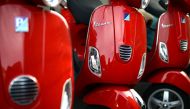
[
  {"xmin": 159, "ymin": 42, "xmax": 169, "ymax": 63},
  {"xmin": 141, "ymin": 0, "xmax": 150, "ymax": 9},
  {"xmin": 60, "ymin": 79, "xmax": 72, "ymax": 109},
  {"xmin": 42, "ymin": 0, "xmax": 62, "ymax": 7},
  {"xmin": 137, "ymin": 53, "xmax": 146, "ymax": 79},
  {"xmin": 88, "ymin": 47, "xmax": 102, "ymax": 77}
]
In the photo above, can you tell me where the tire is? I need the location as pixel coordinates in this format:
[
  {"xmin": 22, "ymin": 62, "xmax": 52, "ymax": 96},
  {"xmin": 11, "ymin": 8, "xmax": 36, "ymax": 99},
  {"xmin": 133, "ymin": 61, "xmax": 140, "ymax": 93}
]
[
  {"xmin": 144, "ymin": 85, "xmax": 189, "ymax": 109},
  {"xmin": 184, "ymin": 65, "xmax": 190, "ymax": 77},
  {"xmin": 85, "ymin": 105, "xmax": 109, "ymax": 109}
]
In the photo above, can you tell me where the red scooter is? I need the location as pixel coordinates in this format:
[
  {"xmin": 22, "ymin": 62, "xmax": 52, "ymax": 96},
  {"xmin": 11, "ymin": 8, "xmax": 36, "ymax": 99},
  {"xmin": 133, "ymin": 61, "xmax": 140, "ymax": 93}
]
[
  {"xmin": 61, "ymin": 0, "xmax": 149, "ymax": 108},
  {"xmin": 135, "ymin": 0, "xmax": 190, "ymax": 109},
  {"xmin": 0, "ymin": 0, "xmax": 74, "ymax": 109}
]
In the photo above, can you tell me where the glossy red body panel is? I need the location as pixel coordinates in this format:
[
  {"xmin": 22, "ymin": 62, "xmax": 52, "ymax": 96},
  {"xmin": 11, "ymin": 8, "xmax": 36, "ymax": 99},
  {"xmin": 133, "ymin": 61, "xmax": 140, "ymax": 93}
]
[
  {"xmin": 0, "ymin": 3, "xmax": 73, "ymax": 109},
  {"xmin": 147, "ymin": 70, "xmax": 190, "ymax": 94},
  {"xmin": 145, "ymin": 4, "xmax": 190, "ymax": 75},
  {"xmin": 75, "ymin": 4, "xmax": 146, "ymax": 93},
  {"xmin": 84, "ymin": 86, "xmax": 141, "ymax": 109}
]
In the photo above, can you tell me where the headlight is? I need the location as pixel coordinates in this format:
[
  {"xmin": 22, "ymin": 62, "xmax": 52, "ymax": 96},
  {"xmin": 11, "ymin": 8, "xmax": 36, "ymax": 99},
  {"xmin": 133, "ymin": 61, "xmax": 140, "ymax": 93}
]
[
  {"xmin": 88, "ymin": 47, "xmax": 102, "ymax": 77},
  {"xmin": 141, "ymin": 0, "xmax": 150, "ymax": 9},
  {"xmin": 42, "ymin": 0, "xmax": 62, "ymax": 7},
  {"xmin": 130, "ymin": 89, "xmax": 146, "ymax": 109},
  {"xmin": 61, "ymin": 79, "xmax": 72, "ymax": 109},
  {"xmin": 137, "ymin": 53, "xmax": 146, "ymax": 79},
  {"xmin": 159, "ymin": 42, "xmax": 169, "ymax": 63}
]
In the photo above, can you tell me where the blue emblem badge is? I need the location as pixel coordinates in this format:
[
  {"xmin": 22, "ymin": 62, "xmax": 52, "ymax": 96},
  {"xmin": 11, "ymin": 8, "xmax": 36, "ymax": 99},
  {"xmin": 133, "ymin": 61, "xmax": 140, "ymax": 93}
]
[
  {"xmin": 124, "ymin": 13, "xmax": 130, "ymax": 21},
  {"xmin": 15, "ymin": 17, "xmax": 29, "ymax": 32}
]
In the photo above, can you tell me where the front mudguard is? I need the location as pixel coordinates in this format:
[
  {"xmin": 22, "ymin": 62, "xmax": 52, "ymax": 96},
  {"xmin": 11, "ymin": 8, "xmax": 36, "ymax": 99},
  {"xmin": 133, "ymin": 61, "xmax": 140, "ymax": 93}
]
[
  {"xmin": 147, "ymin": 70, "xmax": 190, "ymax": 94},
  {"xmin": 83, "ymin": 86, "xmax": 143, "ymax": 109}
]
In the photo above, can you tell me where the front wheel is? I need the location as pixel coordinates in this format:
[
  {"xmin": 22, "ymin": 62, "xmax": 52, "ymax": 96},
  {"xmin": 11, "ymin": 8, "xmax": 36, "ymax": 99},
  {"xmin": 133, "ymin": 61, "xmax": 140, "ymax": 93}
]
[{"xmin": 144, "ymin": 85, "xmax": 189, "ymax": 109}]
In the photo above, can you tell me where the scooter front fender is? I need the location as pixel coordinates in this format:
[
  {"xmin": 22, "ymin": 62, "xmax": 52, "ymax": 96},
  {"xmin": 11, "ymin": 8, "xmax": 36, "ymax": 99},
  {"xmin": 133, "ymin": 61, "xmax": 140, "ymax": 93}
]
[
  {"xmin": 147, "ymin": 70, "xmax": 190, "ymax": 94},
  {"xmin": 84, "ymin": 86, "xmax": 144, "ymax": 109}
]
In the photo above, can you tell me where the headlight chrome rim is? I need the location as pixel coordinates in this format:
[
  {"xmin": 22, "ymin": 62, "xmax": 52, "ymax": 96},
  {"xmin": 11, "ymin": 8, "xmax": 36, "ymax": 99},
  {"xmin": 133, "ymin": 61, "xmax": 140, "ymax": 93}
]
[
  {"xmin": 88, "ymin": 46, "xmax": 102, "ymax": 77},
  {"xmin": 61, "ymin": 78, "xmax": 72, "ymax": 109},
  {"xmin": 137, "ymin": 53, "xmax": 146, "ymax": 79},
  {"xmin": 159, "ymin": 42, "xmax": 169, "ymax": 63}
]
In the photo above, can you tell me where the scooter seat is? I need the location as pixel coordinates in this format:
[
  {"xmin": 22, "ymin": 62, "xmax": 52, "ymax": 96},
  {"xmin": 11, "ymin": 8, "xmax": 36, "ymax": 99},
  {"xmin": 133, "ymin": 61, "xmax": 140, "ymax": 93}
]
[
  {"xmin": 67, "ymin": 0, "xmax": 109, "ymax": 25},
  {"xmin": 145, "ymin": 0, "xmax": 167, "ymax": 17}
]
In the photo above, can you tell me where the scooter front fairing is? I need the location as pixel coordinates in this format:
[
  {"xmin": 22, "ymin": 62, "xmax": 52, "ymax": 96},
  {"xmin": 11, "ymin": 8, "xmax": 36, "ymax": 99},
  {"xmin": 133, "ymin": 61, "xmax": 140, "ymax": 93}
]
[
  {"xmin": 145, "ymin": 3, "xmax": 190, "ymax": 74},
  {"xmin": 0, "ymin": 0, "xmax": 74, "ymax": 109},
  {"xmin": 62, "ymin": 0, "xmax": 149, "ymax": 108},
  {"xmin": 76, "ymin": 3, "xmax": 147, "ymax": 90}
]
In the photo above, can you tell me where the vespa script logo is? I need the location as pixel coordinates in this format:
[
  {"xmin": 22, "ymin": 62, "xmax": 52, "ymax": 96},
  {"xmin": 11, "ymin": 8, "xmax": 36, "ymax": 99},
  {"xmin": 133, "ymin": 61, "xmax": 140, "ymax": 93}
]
[
  {"xmin": 15, "ymin": 17, "xmax": 29, "ymax": 32},
  {"xmin": 161, "ymin": 23, "xmax": 173, "ymax": 28},
  {"xmin": 94, "ymin": 21, "xmax": 112, "ymax": 27}
]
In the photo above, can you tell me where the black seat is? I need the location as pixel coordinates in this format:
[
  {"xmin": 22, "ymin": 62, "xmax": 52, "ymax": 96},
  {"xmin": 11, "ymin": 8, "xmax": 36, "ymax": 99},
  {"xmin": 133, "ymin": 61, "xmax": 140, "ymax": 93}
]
[
  {"xmin": 67, "ymin": 0, "xmax": 109, "ymax": 25},
  {"xmin": 145, "ymin": 0, "xmax": 167, "ymax": 17}
]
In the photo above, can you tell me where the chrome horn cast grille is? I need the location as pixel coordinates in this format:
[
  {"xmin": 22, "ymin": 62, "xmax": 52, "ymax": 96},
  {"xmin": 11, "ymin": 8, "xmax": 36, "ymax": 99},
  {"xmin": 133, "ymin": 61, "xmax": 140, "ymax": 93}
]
[
  {"xmin": 119, "ymin": 45, "xmax": 132, "ymax": 62},
  {"xmin": 180, "ymin": 40, "xmax": 188, "ymax": 51},
  {"xmin": 9, "ymin": 76, "xmax": 39, "ymax": 105}
]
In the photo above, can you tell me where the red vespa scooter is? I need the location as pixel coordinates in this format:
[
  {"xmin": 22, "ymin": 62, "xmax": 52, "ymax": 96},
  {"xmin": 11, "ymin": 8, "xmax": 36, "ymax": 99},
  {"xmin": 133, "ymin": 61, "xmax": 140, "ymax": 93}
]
[
  {"xmin": 0, "ymin": 0, "xmax": 73, "ymax": 109},
  {"xmin": 135, "ymin": 0, "xmax": 190, "ymax": 109},
  {"xmin": 61, "ymin": 0, "xmax": 149, "ymax": 108}
]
